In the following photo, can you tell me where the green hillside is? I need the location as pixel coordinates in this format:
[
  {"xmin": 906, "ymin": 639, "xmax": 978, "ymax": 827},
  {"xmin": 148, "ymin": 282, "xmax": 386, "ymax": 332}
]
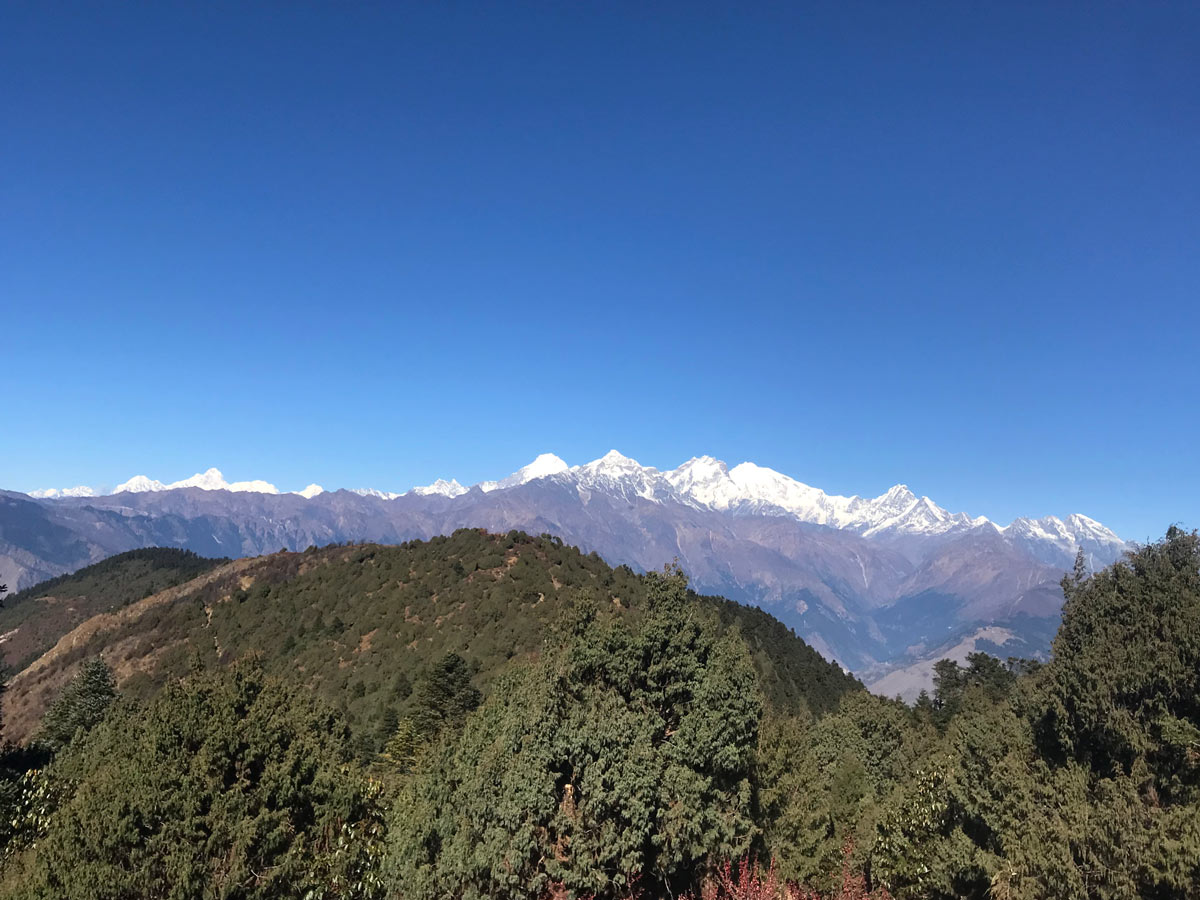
[
  {"xmin": 1, "ymin": 527, "xmax": 1197, "ymax": 900},
  {"xmin": 0, "ymin": 548, "xmax": 228, "ymax": 673},
  {"xmin": 1, "ymin": 530, "xmax": 858, "ymax": 747}
]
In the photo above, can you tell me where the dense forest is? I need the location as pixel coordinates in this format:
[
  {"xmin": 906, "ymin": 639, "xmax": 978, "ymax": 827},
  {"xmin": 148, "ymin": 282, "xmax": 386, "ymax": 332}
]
[{"xmin": 0, "ymin": 527, "xmax": 1197, "ymax": 899}]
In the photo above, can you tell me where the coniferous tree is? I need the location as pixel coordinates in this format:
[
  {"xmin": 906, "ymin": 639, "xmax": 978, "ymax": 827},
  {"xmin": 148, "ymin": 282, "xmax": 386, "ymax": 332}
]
[
  {"xmin": 14, "ymin": 662, "xmax": 385, "ymax": 900},
  {"xmin": 913, "ymin": 689, "xmax": 935, "ymax": 722},
  {"xmin": 387, "ymin": 567, "xmax": 762, "ymax": 900},
  {"xmin": 931, "ymin": 659, "xmax": 965, "ymax": 727},
  {"xmin": 1034, "ymin": 527, "xmax": 1199, "ymax": 789},
  {"xmin": 377, "ymin": 717, "xmax": 418, "ymax": 778},
  {"xmin": 35, "ymin": 659, "xmax": 116, "ymax": 753},
  {"xmin": 962, "ymin": 653, "xmax": 1017, "ymax": 701},
  {"xmin": 407, "ymin": 652, "xmax": 481, "ymax": 741}
]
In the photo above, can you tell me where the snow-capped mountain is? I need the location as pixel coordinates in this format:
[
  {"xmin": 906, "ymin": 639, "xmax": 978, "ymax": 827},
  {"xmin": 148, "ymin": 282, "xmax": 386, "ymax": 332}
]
[
  {"xmin": 350, "ymin": 488, "xmax": 404, "ymax": 501},
  {"xmin": 571, "ymin": 450, "xmax": 672, "ymax": 502},
  {"xmin": 9, "ymin": 449, "xmax": 1133, "ymax": 689},
  {"xmin": 32, "ymin": 451, "xmax": 1126, "ymax": 559},
  {"xmin": 411, "ymin": 479, "xmax": 469, "ymax": 498},
  {"xmin": 661, "ymin": 455, "xmax": 988, "ymax": 538},
  {"xmin": 28, "ymin": 486, "xmax": 96, "ymax": 499},
  {"xmin": 1001, "ymin": 513, "xmax": 1129, "ymax": 569},
  {"xmin": 113, "ymin": 468, "xmax": 279, "ymax": 495},
  {"xmin": 479, "ymin": 453, "xmax": 569, "ymax": 493}
]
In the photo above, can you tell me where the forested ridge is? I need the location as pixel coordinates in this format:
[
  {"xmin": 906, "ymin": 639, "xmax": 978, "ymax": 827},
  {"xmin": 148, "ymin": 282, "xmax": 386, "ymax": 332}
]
[
  {"xmin": 0, "ymin": 548, "xmax": 228, "ymax": 674},
  {"xmin": 0, "ymin": 531, "xmax": 855, "ymax": 746},
  {"xmin": 1, "ymin": 527, "xmax": 1197, "ymax": 899}
]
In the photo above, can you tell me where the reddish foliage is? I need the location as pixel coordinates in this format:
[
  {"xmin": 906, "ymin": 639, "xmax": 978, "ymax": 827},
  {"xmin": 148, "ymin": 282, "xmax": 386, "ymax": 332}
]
[
  {"xmin": 705, "ymin": 857, "xmax": 785, "ymax": 900},
  {"xmin": 691, "ymin": 840, "xmax": 891, "ymax": 900},
  {"xmin": 828, "ymin": 837, "xmax": 892, "ymax": 900}
]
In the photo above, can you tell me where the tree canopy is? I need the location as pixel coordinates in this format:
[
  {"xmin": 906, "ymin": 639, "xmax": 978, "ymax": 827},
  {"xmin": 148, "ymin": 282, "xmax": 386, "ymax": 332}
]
[
  {"xmin": 9, "ymin": 662, "xmax": 383, "ymax": 900},
  {"xmin": 388, "ymin": 567, "xmax": 762, "ymax": 900},
  {"xmin": 2, "ymin": 528, "xmax": 1198, "ymax": 899}
]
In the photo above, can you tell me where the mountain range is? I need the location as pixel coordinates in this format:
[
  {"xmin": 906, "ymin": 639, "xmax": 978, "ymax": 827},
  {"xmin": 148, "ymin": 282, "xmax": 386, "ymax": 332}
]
[{"xmin": 4, "ymin": 451, "xmax": 1129, "ymax": 695}]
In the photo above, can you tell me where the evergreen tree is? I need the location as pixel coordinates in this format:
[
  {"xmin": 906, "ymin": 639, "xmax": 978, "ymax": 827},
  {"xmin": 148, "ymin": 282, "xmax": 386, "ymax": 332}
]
[
  {"xmin": 406, "ymin": 652, "xmax": 481, "ymax": 741},
  {"xmin": 14, "ymin": 662, "xmax": 384, "ymax": 900},
  {"xmin": 755, "ymin": 711, "xmax": 834, "ymax": 885},
  {"xmin": 387, "ymin": 566, "xmax": 762, "ymax": 900},
  {"xmin": 1034, "ymin": 527, "xmax": 1200, "ymax": 792},
  {"xmin": 758, "ymin": 692, "xmax": 934, "ymax": 891},
  {"xmin": 913, "ymin": 689, "xmax": 935, "ymax": 723},
  {"xmin": 34, "ymin": 659, "xmax": 117, "ymax": 753},
  {"xmin": 931, "ymin": 659, "xmax": 965, "ymax": 727},
  {"xmin": 962, "ymin": 653, "xmax": 1017, "ymax": 701},
  {"xmin": 376, "ymin": 717, "xmax": 418, "ymax": 779}
]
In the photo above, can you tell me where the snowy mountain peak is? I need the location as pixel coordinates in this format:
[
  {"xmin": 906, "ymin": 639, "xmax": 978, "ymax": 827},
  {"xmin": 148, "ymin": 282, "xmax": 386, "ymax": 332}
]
[
  {"xmin": 874, "ymin": 484, "xmax": 917, "ymax": 509},
  {"xmin": 479, "ymin": 453, "xmax": 570, "ymax": 493},
  {"xmin": 664, "ymin": 456, "xmax": 731, "ymax": 504},
  {"xmin": 572, "ymin": 450, "xmax": 664, "ymax": 501},
  {"xmin": 113, "ymin": 469, "xmax": 278, "ymax": 495},
  {"xmin": 351, "ymin": 487, "xmax": 404, "ymax": 500},
  {"xmin": 577, "ymin": 451, "xmax": 653, "ymax": 479},
  {"xmin": 1002, "ymin": 513, "xmax": 1125, "ymax": 552},
  {"xmin": 113, "ymin": 475, "xmax": 168, "ymax": 494},
  {"xmin": 522, "ymin": 453, "xmax": 569, "ymax": 478},
  {"xmin": 728, "ymin": 462, "xmax": 825, "ymax": 504},
  {"xmin": 1063, "ymin": 513, "xmax": 1122, "ymax": 543},
  {"xmin": 917, "ymin": 496, "xmax": 946, "ymax": 517},
  {"xmin": 582, "ymin": 449, "xmax": 645, "ymax": 472},
  {"xmin": 178, "ymin": 468, "xmax": 229, "ymax": 491},
  {"xmin": 29, "ymin": 485, "xmax": 97, "ymax": 499},
  {"xmin": 411, "ymin": 478, "xmax": 469, "ymax": 498}
]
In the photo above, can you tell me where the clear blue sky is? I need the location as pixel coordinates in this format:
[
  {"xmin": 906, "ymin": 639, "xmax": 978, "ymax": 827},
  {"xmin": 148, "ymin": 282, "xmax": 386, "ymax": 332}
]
[{"xmin": 3, "ymin": 2, "xmax": 1197, "ymax": 541}]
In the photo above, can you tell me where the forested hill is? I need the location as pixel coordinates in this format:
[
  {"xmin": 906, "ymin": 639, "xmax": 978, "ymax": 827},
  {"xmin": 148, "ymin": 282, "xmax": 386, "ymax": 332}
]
[
  {"xmin": 1, "ymin": 530, "xmax": 859, "ymax": 746},
  {"xmin": 0, "ymin": 548, "xmax": 229, "ymax": 674},
  {"xmin": 0, "ymin": 527, "xmax": 1197, "ymax": 899}
]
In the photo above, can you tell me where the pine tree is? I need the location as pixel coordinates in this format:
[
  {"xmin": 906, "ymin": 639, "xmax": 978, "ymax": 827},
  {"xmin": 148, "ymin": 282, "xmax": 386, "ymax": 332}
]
[
  {"xmin": 407, "ymin": 652, "xmax": 481, "ymax": 741},
  {"xmin": 35, "ymin": 659, "xmax": 117, "ymax": 753},
  {"xmin": 19, "ymin": 662, "xmax": 384, "ymax": 900},
  {"xmin": 377, "ymin": 717, "xmax": 418, "ymax": 777},
  {"xmin": 387, "ymin": 566, "xmax": 763, "ymax": 900},
  {"xmin": 931, "ymin": 659, "xmax": 965, "ymax": 727},
  {"xmin": 1035, "ymin": 526, "xmax": 1200, "ymax": 790}
]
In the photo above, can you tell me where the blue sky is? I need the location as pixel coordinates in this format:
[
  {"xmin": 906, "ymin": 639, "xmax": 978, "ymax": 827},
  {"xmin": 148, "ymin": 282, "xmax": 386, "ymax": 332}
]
[{"xmin": 3, "ymin": 2, "xmax": 1197, "ymax": 541}]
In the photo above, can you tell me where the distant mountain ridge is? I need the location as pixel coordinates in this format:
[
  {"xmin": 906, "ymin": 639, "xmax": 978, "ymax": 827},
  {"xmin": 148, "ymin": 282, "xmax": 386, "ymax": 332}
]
[
  {"xmin": 8, "ymin": 451, "xmax": 1130, "ymax": 690},
  {"xmin": 31, "ymin": 450, "xmax": 1125, "ymax": 555}
]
